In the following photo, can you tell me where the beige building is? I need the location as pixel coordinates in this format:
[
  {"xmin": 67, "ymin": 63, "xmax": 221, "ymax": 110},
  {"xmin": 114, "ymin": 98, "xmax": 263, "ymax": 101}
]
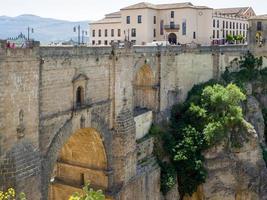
[
  {"xmin": 89, "ymin": 2, "xmax": 255, "ymax": 46},
  {"xmin": 248, "ymin": 14, "xmax": 267, "ymax": 53}
]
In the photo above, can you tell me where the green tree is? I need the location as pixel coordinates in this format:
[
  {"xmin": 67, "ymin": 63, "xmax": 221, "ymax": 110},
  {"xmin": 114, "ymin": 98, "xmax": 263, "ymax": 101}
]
[
  {"xmin": 226, "ymin": 34, "xmax": 234, "ymax": 43},
  {"xmin": 169, "ymin": 83, "xmax": 246, "ymax": 197}
]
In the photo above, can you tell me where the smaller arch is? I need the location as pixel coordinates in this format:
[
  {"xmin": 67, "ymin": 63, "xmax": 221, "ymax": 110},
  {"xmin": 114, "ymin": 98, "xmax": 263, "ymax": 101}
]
[
  {"xmin": 134, "ymin": 64, "xmax": 156, "ymax": 111},
  {"xmin": 19, "ymin": 109, "xmax": 24, "ymax": 123},
  {"xmin": 168, "ymin": 33, "xmax": 177, "ymax": 45},
  {"xmin": 76, "ymin": 86, "xmax": 84, "ymax": 107}
]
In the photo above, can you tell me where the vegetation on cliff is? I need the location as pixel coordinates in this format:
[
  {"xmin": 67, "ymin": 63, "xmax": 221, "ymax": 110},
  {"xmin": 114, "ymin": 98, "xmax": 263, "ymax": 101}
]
[
  {"xmin": 153, "ymin": 51, "xmax": 267, "ymax": 198},
  {"xmin": 69, "ymin": 183, "xmax": 105, "ymax": 200},
  {"xmin": 0, "ymin": 188, "xmax": 26, "ymax": 200}
]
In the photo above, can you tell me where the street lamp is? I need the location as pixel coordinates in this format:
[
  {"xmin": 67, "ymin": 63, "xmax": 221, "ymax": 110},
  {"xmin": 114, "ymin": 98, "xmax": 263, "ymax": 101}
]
[
  {"xmin": 73, "ymin": 25, "xmax": 88, "ymax": 45},
  {"xmin": 27, "ymin": 26, "xmax": 34, "ymax": 41},
  {"xmin": 73, "ymin": 25, "xmax": 81, "ymax": 45},
  {"xmin": 82, "ymin": 30, "xmax": 88, "ymax": 44}
]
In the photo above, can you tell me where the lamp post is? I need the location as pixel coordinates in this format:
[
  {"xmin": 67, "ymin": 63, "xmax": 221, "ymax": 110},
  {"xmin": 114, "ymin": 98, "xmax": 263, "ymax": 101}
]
[
  {"xmin": 27, "ymin": 27, "xmax": 34, "ymax": 41},
  {"xmin": 81, "ymin": 30, "xmax": 88, "ymax": 44},
  {"xmin": 73, "ymin": 25, "xmax": 81, "ymax": 45},
  {"xmin": 74, "ymin": 25, "xmax": 88, "ymax": 45}
]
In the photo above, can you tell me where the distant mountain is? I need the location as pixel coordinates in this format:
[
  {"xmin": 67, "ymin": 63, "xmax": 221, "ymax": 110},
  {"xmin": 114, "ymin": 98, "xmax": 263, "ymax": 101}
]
[{"xmin": 0, "ymin": 14, "xmax": 90, "ymax": 44}]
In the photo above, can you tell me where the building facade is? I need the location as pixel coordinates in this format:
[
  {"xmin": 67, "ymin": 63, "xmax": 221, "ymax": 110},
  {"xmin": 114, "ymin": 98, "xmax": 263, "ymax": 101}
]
[
  {"xmin": 248, "ymin": 14, "xmax": 267, "ymax": 54},
  {"xmin": 90, "ymin": 2, "xmax": 213, "ymax": 46},
  {"xmin": 89, "ymin": 2, "xmax": 255, "ymax": 46},
  {"xmin": 212, "ymin": 7, "xmax": 255, "ymax": 45}
]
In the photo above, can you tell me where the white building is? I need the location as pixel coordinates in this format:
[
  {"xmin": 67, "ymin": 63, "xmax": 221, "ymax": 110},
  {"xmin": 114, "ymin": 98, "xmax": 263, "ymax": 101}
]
[
  {"xmin": 89, "ymin": 2, "xmax": 256, "ymax": 46},
  {"xmin": 212, "ymin": 7, "xmax": 255, "ymax": 44}
]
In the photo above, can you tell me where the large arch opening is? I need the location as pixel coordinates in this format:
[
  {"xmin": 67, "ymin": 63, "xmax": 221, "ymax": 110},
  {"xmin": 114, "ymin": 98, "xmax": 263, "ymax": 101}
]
[
  {"xmin": 168, "ymin": 33, "xmax": 177, "ymax": 45},
  {"xmin": 48, "ymin": 128, "xmax": 108, "ymax": 200},
  {"xmin": 133, "ymin": 64, "xmax": 156, "ymax": 112}
]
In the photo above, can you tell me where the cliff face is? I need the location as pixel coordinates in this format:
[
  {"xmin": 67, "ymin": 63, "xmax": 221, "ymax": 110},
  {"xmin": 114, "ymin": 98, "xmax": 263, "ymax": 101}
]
[
  {"xmin": 202, "ymin": 121, "xmax": 267, "ymax": 200},
  {"xmin": 184, "ymin": 87, "xmax": 267, "ymax": 200}
]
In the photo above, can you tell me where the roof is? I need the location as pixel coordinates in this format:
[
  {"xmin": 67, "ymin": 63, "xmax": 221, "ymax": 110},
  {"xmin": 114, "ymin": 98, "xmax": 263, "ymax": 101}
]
[
  {"xmin": 121, "ymin": 2, "xmax": 211, "ymax": 10},
  {"xmin": 90, "ymin": 17, "xmax": 121, "ymax": 25},
  {"xmin": 121, "ymin": 2, "xmax": 157, "ymax": 10},
  {"xmin": 213, "ymin": 7, "xmax": 253, "ymax": 17},
  {"xmin": 249, "ymin": 14, "xmax": 267, "ymax": 20},
  {"xmin": 105, "ymin": 11, "xmax": 121, "ymax": 18}
]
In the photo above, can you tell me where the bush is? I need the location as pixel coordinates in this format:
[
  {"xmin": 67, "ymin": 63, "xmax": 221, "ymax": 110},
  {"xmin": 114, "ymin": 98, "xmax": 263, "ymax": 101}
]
[
  {"xmin": 159, "ymin": 162, "xmax": 177, "ymax": 195},
  {"xmin": 69, "ymin": 183, "xmax": 105, "ymax": 200},
  {"xmin": 0, "ymin": 188, "xmax": 26, "ymax": 200}
]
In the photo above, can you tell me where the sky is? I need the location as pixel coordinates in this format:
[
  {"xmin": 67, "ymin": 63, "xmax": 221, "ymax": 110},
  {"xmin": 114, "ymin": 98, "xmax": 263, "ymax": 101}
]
[{"xmin": 0, "ymin": 0, "xmax": 266, "ymax": 21}]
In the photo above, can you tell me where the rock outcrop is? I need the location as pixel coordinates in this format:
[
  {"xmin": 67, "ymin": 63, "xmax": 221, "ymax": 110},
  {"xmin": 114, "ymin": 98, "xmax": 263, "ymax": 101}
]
[{"xmin": 184, "ymin": 120, "xmax": 267, "ymax": 200}]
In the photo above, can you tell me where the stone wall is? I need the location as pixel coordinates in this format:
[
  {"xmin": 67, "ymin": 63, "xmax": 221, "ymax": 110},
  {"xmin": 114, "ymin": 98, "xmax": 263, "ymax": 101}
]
[
  {"xmin": 0, "ymin": 48, "xmax": 41, "ymax": 198},
  {"xmin": 0, "ymin": 45, "xmax": 253, "ymax": 200}
]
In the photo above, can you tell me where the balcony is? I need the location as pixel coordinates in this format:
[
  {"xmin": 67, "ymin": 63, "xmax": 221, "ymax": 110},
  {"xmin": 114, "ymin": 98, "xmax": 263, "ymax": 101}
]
[{"xmin": 164, "ymin": 24, "xmax": 180, "ymax": 31}]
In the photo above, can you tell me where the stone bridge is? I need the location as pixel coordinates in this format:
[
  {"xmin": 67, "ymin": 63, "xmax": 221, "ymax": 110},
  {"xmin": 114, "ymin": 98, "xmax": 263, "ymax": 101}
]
[{"xmin": 0, "ymin": 44, "xmax": 261, "ymax": 200}]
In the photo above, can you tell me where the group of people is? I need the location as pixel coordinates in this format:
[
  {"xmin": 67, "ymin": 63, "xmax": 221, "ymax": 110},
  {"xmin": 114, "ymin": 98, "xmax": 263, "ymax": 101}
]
[{"xmin": 6, "ymin": 41, "xmax": 16, "ymax": 48}]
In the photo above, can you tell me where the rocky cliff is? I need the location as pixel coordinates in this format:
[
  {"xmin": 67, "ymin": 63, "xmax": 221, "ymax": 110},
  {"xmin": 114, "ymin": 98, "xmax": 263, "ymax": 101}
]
[{"xmin": 183, "ymin": 82, "xmax": 267, "ymax": 200}]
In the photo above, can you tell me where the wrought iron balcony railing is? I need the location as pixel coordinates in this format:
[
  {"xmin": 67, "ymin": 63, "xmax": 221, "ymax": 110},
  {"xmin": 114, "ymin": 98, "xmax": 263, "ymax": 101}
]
[{"xmin": 164, "ymin": 24, "xmax": 180, "ymax": 30}]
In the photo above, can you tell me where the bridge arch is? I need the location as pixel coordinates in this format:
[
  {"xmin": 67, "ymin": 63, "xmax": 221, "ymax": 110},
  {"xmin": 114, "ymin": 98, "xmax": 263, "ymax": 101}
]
[
  {"xmin": 42, "ymin": 115, "xmax": 112, "ymax": 200},
  {"xmin": 133, "ymin": 64, "xmax": 157, "ymax": 111}
]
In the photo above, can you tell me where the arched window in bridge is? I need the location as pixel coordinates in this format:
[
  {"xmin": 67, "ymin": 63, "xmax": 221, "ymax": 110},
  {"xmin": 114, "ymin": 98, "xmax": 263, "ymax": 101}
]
[{"xmin": 76, "ymin": 86, "xmax": 84, "ymax": 107}]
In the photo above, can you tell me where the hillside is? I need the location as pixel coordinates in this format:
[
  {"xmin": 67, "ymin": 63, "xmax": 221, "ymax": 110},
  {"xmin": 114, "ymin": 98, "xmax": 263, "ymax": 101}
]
[{"xmin": 0, "ymin": 14, "xmax": 90, "ymax": 44}]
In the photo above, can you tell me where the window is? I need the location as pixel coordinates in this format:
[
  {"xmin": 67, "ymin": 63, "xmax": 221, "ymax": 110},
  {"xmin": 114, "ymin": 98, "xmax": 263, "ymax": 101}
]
[
  {"xmin": 171, "ymin": 11, "xmax": 174, "ymax": 18},
  {"xmin": 236, "ymin": 23, "xmax": 238, "ymax": 29},
  {"xmin": 170, "ymin": 21, "xmax": 175, "ymax": 29},
  {"xmin": 257, "ymin": 21, "xmax": 262, "ymax": 31},
  {"xmin": 153, "ymin": 28, "xmax": 156, "ymax": 37},
  {"xmin": 243, "ymin": 23, "xmax": 245, "ymax": 29},
  {"xmin": 154, "ymin": 16, "xmax": 156, "ymax": 24},
  {"xmin": 226, "ymin": 21, "xmax": 228, "ymax": 29},
  {"xmin": 131, "ymin": 28, "xmax": 136, "ymax": 37},
  {"xmin": 131, "ymin": 40, "xmax": 136, "ymax": 44},
  {"xmin": 182, "ymin": 19, "xmax": 186, "ymax": 35},
  {"xmin": 213, "ymin": 19, "xmax": 215, "ymax": 28},
  {"xmin": 217, "ymin": 20, "xmax": 219, "ymax": 28},
  {"xmin": 126, "ymin": 16, "xmax": 130, "ymax": 24},
  {"xmin": 230, "ymin": 22, "xmax": 232, "ymax": 29},
  {"xmin": 98, "ymin": 29, "xmax": 101, "ymax": 37},
  {"xmin": 111, "ymin": 29, "xmax": 114, "ymax": 37},
  {"xmin": 217, "ymin": 30, "xmax": 219, "ymax": 38},
  {"xmin": 213, "ymin": 30, "xmax": 215, "ymax": 38},
  {"xmin": 160, "ymin": 20, "xmax": 164, "ymax": 35},
  {"xmin": 233, "ymin": 22, "xmax": 235, "ymax": 29},
  {"xmin": 92, "ymin": 40, "xmax": 95, "ymax": 45},
  {"xmin": 223, "ymin": 30, "xmax": 225, "ymax": 38},
  {"xmin": 98, "ymin": 40, "xmax": 101, "ymax": 45},
  {"xmin": 246, "ymin": 24, "xmax": 248, "ymax": 30},
  {"xmin": 223, "ymin": 21, "xmax": 225, "ymax": 29},
  {"xmin": 240, "ymin": 23, "xmax": 242, "ymax": 29},
  {"xmin": 138, "ymin": 15, "xmax": 142, "ymax": 23},
  {"xmin": 226, "ymin": 30, "xmax": 228, "ymax": 36},
  {"xmin": 104, "ymin": 40, "xmax": 108, "ymax": 45},
  {"xmin": 193, "ymin": 32, "xmax": 196, "ymax": 39},
  {"xmin": 105, "ymin": 29, "xmax": 108, "ymax": 37},
  {"xmin": 76, "ymin": 86, "xmax": 84, "ymax": 107},
  {"xmin": 92, "ymin": 30, "xmax": 95, "ymax": 37}
]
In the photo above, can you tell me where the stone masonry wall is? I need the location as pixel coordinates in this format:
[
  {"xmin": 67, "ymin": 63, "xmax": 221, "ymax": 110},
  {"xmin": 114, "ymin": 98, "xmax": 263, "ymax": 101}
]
[{"xmin": 0, "ymin": 45, "xmax": 252, "ymax": 200}]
